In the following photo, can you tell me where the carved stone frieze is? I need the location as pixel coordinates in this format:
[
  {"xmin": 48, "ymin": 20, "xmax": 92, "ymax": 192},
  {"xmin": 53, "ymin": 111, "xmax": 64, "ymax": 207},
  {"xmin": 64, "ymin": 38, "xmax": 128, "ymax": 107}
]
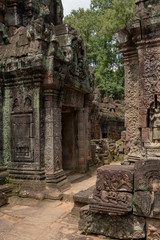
[
  {"xmin": 90, "ymin": 191, "xmax": 133, "ymax": 215},
  {"xmin": 63, "ymin": 88, "xmax": 84, "ymax": 108},
  {"xmin": 90, "ymin": 165, "xmax": 134, "ymax": 215},
  {"xmin": 96, "ymin": 165, "xmax": 134, "ymax": 192}
]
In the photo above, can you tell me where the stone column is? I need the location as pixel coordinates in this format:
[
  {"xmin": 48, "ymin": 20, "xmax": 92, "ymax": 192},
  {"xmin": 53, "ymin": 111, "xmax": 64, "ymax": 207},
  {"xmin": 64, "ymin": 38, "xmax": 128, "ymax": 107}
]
[
  {"xmin": 117, "ymin": 30, "xmax": 143, "ymax": 164},
  {"xmin": 0, "ymin": 81, "xmax": 11, "ymax": 200},
  {"xmin": 77, "ymin": 107, "xmax": 88, "ymax": 172},
  {"xmin": 84, "ymin": 94, "xmax": 91, "ymax": 169},
  {"xmin": 44, "ymin": 89, "xmax": 69, "ymax": 190},
  {"xmin": 0, "ymin": 82, "xmax": 3, "ymax": 166}
]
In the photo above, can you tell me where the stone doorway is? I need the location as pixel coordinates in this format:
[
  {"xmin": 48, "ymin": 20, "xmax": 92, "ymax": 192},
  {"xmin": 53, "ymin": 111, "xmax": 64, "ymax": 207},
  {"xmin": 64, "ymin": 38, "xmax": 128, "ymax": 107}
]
[{"xmin": 62, "ymin": 107, "xmax": 78, "ymax": 171}]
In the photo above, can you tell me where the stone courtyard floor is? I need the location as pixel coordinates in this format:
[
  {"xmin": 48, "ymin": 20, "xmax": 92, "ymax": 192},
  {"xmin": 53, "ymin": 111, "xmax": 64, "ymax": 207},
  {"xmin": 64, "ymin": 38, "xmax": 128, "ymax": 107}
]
[{"xmin": 0, "ymin": 175, "xmax": 107, "ymax": 240}]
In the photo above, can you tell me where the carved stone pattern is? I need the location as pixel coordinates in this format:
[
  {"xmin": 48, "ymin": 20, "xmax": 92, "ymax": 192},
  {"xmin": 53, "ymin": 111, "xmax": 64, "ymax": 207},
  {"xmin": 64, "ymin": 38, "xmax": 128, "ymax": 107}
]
[
  {"xmin": 141, "ymin": 48, "xmax": 160, "ymax": 96},
  {"xmin": 11, "ymin": 86, "xmax": 33, "ymax": 113},
  {"xmin": 11, "ymin": 114, "xmax": 33, "ymax": 162},
  {"xmin": 63, "ymin": 88, "xmax": 84, "ymax": 108},
  {"xmin": 91, "ymin": 191, "xmax": 132, "ymax": 215},
  {"xmin": 96, "ymin": 166, "xmax": 133, "ymax": 192},
  {"xmin": 0, "ymin": 83, "xmax": 3, "ymax": 165},
  {"xmin": 53, "ymin": 108, "xmax": 62, "ymax": 172},
  {"xmin": 125, "ymin": 60, "xmax": 142, "ymax": 158},
  {"xmin": 147, "ymin": 219, "xmax": 160, "ymax": 240},
  {"xmin": 135, "ymin": 160, "xmax": 160, "ymax": 192}
]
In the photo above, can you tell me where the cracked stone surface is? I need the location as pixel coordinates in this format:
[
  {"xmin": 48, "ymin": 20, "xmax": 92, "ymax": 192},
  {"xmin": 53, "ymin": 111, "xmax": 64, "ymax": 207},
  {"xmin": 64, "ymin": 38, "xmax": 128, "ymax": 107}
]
[{"xmin": 0, "ymin": 196, "xmax": 107, "ymax": 240}]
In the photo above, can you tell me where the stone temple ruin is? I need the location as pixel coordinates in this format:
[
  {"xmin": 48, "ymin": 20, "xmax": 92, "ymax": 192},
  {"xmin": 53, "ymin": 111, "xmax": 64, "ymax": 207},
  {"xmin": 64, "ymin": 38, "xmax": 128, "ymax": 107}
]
[
  {"xmin": 79, "ymin": 0, "xmax": 160, "ymax": 239},
  {"xmin": 2, "ymin": 0, "xmax": 160, "ymax": 239},
  {"xmin": 0, "ymin": 0, "xmax": 91, "ymax": 199}
]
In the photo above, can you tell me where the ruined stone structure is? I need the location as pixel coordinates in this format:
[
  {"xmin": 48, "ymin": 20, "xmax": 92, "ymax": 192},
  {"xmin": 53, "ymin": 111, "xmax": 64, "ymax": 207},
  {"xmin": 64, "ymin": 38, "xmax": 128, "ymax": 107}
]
[
  {"xmin": 0, "ymin": 0, "xmax": 91, "ymax": 196},
  {"xmin": 79, "ymin": 1, "xmax": 160, "ymax": 239},
  {"xmin": 79, "ymin": 159, "xmax": 160, "ymax": 239},
  {"xmin": 91, "ymin": 88, "xmax": 125, "ymax": 140},
  {"xmin": 117, "ymin": 0, "xmax": 160, "ymax": 164}
]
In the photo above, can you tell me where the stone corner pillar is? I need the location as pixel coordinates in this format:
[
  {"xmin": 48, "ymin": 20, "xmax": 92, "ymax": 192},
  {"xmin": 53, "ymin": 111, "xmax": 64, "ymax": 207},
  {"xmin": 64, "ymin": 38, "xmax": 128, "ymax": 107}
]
[
  {"xmin": 44, "ymin": 88, "xmax": 70, "ymax": 191},
  {"xmin": 77, "ymin": 94, "xmax": 91, "ymax": 172}
]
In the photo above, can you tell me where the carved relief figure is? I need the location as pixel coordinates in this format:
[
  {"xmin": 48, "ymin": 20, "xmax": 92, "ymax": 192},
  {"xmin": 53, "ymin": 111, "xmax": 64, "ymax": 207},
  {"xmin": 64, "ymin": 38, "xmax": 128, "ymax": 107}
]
[{"xmin": 149, "ymin": 103, "xmax": 160, "ymax": 143}]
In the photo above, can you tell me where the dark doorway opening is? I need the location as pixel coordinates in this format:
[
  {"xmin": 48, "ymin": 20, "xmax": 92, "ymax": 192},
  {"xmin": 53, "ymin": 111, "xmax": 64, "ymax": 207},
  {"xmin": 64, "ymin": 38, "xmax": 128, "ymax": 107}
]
[{"xmin": 62, "ymin": 107, "xmax": 78, "ymax": 170}]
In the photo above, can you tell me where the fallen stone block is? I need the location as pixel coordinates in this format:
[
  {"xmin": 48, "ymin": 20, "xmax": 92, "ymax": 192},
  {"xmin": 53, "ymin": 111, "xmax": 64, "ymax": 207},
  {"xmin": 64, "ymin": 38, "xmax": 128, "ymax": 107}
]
[
  {"xmin": 0, "ymin": 192, "xmax": 8, "ymax": 207},
  {"xmin": 79, "ymin": 205, "xmax": 146, "ymax": 240},
  {"xmin": 89, "ymin": 165, "xmax": 134, "ymax": 215},
  {"xmin": 72, "ymin": 186, "xmax": 95, "ymax": 216}
]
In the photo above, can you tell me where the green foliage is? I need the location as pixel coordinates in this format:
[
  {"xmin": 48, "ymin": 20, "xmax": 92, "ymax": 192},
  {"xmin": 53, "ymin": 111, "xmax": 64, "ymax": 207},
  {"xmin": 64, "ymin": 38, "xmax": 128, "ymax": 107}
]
[{"xmin": 64, "ymin": 0, "xmax": 135, "ymax": 99}]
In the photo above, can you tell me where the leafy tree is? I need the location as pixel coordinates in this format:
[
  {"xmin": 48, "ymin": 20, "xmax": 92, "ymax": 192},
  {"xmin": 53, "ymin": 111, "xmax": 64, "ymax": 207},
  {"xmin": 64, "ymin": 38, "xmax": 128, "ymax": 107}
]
[{"xmin": 64, "ymin": 0, "xmax": 135, "ymax": 99}]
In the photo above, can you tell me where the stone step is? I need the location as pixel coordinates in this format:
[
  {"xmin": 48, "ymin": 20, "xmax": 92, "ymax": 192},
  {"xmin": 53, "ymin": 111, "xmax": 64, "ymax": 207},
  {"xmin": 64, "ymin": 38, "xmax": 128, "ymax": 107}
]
[
  {"xmin": 67, "ymin": 173, "xmax": 88, "ymax": 184},
  {"xmin": 72, "ymin": 185, "xmax": 95, "ymax": 216},
  {"xmin": 0, "ymin": 184, "xmax": 13, "ymax": 194},
  {"xmin": 62, "ymin": 175, "xmax": 97, "ymax": 203}
]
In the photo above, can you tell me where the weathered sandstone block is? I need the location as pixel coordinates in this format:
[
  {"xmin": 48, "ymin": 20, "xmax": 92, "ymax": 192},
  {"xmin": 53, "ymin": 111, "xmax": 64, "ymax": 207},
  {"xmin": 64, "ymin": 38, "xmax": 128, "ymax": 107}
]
[
  {"xmin": 90, "ymin": 165, "xmax": 134, "ymax": 215},
  {"xmin": 79, "ymin": 205, "xmax": 146, "ymax": 240},
  {"xmin": 134, "ymin": 160, "xmax": 160, "ymax": 219},
  {"xmin": 135, "ymin": 160, "xmax": 160, "ymax": 192},
  {"xmin": 146, "ymin": 218, "xmax": 160, "ymax": 240}
]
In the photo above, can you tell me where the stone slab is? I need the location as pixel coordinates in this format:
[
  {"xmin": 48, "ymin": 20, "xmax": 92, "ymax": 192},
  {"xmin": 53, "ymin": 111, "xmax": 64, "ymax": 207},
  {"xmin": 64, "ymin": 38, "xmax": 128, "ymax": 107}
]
[
  {"xmin": 79, "ymin": 205, "xmax": 145, "ymax": 240},
  {"xmin": 73, "ymin": 186, "xmax": 95, "ymax": 205}
]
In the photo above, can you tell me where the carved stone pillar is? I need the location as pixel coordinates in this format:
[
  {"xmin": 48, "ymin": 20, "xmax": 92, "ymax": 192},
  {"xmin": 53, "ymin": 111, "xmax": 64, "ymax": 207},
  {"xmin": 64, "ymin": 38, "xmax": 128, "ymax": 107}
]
[
  {"xmin": 84, "ymin": 94, "xmax": 91, "ymax": 168},
  {"xmin": 117, "ymin": 30, "xmax": 143, "ymax": 164},
  {"xmin": 77, "ymin": 107, "xmax": 88, "ymax": 172},
  {"xmin": 44, "ymin": 89, "xmax": 69, "ymax": 190},
  {"xmin": 0, "ymin": 82, "xmax": 3, "ymax": 166},
  {"xmin": 124, "ymin": 50, "xmax": 142, "ymax": 163},
  {"xmin": 0, "ymin": 81, "xmax": 11, "ymax": 197}
]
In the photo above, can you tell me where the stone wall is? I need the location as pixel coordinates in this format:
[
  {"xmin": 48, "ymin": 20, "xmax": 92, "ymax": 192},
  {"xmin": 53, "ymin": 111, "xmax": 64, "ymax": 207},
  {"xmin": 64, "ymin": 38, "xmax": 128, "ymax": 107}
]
[
  {"xmin": 117, "ymin": 0, "xmax": 160, "ymax": 163},
  {"xmin": 91, "ymin": 89, "xmax": 125, "ymax": 140}
]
